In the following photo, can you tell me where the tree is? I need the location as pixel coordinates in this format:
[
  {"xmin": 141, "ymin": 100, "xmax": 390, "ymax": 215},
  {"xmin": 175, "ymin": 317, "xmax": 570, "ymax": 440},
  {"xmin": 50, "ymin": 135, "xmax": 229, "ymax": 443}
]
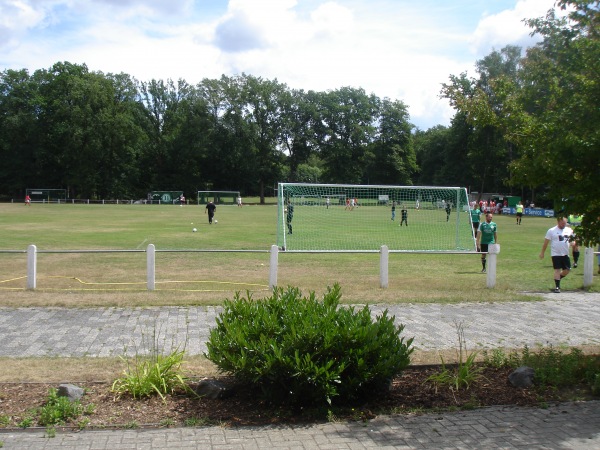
[
  {"xmin": 367, "ymin": 98, "xmax": 415, "ymax": 185},
  {"xmin": 0, "ymin": 69, "xmax": 42, "ymax": 197},
  {"xmin": 441, "ymin": 46, "xmax": 524, "ymax": 196},
  {"xmin": 242, "ymin": 75, "xmax": 287, "ymax": 203},
  {"xmin": 507, "ymin": 0, "xmax": 600, "ymax": 245},
  {"xmin": 318, "ymin": 87, "xmax": 379, "ymax": 184}
]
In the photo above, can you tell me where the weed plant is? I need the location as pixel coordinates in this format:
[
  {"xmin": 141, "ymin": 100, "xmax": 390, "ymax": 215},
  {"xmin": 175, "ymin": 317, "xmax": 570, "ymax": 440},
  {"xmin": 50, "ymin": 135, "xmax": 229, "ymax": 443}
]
[
  {"xmin": 427, "ymin": 322, "xmax": 483, "ymax": 390},
  {"xmin": 38, "ymin": 388, "xmax": 87, "ymax": 426},
  {"xmin": 112, "ymin": 322, "xmax": 190, "ymax": 401},
  {"xmin": 206, "ymin": 284, "xmax": 414, "ymax": 406},
  {"xmin": 483, "ymin": 345, "xmax": 600, "ymax": 392}
]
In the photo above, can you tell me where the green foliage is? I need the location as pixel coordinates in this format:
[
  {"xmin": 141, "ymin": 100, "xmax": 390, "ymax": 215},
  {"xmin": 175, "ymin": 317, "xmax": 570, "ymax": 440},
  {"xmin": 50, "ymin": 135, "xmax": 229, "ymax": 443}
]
[
  {"xmin": 427, "ymin": 322, "xmax": 483, "ymax": 390},
  {"xmin": 112, "ymin": 321, "xmax": 190, "ymax": 401},
  {"xmin": 482, "ymin": 348, "xmax": 521, "ymax": 369},
  {"xmin": 38, "ymin": 388, "xmax": 85, "ymax": 426},
  {"xmin": 111, "ymin": 348, "xmax": 188, "ymax": 401},
  {"xmin": 206, "ymin": 284, "xmax": 414, "ymax": 406},
  {"xmin": 484, "ymin": 345, "xmax": 600, "ymax": 393},
  {"xmin": 17, "ymin": 416, "xmax": 34, "ymax": 428}
]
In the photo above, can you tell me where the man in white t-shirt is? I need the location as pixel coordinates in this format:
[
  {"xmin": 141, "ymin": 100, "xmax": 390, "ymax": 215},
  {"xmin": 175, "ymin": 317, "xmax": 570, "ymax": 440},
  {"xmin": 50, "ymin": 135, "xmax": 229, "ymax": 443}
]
[{"xmin": 539, "ymin": 216, "xmax": 574, "ymax": 293}]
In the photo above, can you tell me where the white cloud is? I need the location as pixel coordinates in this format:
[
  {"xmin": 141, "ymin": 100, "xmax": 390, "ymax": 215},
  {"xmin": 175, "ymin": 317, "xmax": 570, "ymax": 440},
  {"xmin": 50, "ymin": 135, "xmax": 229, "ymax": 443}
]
[
  {"xmin": 470, "ymin": 0, "xmax": 555, "ymax": 57},
  {"xmin": 0, "ymin": 0, "xmax": 564, "ymax": 129}
]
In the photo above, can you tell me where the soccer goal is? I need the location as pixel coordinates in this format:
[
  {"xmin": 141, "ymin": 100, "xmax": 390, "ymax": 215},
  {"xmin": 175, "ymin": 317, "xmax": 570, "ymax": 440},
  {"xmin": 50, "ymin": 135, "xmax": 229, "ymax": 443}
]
[
  {"xmin": 277, "ymin": 183, "xmax": 475, "ymax": 252},
  {"xmin": 26, "ymin": 189, "xmax": 67, "ymax": 203},
  {"xmin": 197, "ymin": 191, "xmax": 240, "ymax": 205}
]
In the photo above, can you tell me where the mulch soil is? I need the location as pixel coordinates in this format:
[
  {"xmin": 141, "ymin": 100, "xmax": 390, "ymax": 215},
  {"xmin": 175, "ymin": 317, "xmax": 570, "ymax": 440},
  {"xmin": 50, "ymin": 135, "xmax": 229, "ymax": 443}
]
[{"xmin": 0, "ymin": 365, "xmax": 593, "ymax": 430}]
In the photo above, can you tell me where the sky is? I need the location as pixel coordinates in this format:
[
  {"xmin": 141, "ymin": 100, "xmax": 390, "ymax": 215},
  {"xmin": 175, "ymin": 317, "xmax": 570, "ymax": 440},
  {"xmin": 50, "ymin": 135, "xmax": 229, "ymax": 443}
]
[{"xmin": 0, "ymin": 0, "xmax": 559, "ymax": 130}]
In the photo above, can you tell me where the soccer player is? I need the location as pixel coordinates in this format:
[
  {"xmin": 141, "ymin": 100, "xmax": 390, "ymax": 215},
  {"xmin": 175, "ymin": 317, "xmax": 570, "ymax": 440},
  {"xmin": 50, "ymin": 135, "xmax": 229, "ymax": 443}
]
[
  {"xmin": 445, "ymin": 202, "xmax": 451, "ymax": 222},
  {"xmin": 470, "ymin": 205, "xmax": 481, "ymax": 237},
  {"xmin": 567, "ymin": 214, "xmax": 582, "ymax": 268},
  {"xmin": 205, "ymin": 199, "xmax": 216, "ymax": 224},
  {"xmin": 476, "ymin": 213, "xmax": 497, "ymax": 273},
  {"xmin": 236, "ymin": 195, "xmax": 243, "ymax": 207},
  {"xmin": 25, "ymin": 194, "xmax": 31, "ymax": 206},
  {"xmin": 286, "ymin": 200, "xmax": 294, "ymax": 234},
  {"xmin": 516, "ymin": 201, "xmax": 524, "ymax": 225},
  {"xmin": 539, "ymin": 216, "xmax": 574, "ymax": 293},
  {"xmin": 400, "ymin": 207, "xmax": 408, "ymax": 226},
  {"xmin": 391, "ymin": 201, "xmax": 396, "ymax": 220}
]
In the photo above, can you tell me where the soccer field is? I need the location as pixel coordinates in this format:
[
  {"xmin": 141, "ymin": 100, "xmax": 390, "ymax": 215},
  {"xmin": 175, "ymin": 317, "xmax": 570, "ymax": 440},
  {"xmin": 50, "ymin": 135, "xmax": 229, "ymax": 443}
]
[{"xmin": 0, "ymin": 203, "xmax": 597, "ymax": 306}]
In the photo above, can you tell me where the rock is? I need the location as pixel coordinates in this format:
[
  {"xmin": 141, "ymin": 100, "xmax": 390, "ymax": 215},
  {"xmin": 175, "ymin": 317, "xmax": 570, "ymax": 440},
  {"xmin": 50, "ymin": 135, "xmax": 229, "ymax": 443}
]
[
  {"xmin": 194, "ymin": 378, "xmax": 234, "ymax": 399},
  {"xmin": 57, "ymin": 383, "xmax": 85, "ymax": 401},
  {"xmin": 508, "ymin": 366, "xmax": 535, "ymax": 388}
]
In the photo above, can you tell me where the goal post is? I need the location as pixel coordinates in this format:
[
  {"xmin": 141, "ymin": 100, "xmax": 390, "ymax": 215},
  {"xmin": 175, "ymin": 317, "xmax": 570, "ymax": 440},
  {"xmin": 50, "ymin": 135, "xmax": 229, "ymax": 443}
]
[
  {"xmin": 277, "ymin": 183, "xmax": 475, "ymax": 252},
  {"xmin": 197, "ymin": 191, "xmax": 240, "ymax": 205},
  {"xmin": 26, "ymin": 189, "xmax": 67, "ymax": 203}
]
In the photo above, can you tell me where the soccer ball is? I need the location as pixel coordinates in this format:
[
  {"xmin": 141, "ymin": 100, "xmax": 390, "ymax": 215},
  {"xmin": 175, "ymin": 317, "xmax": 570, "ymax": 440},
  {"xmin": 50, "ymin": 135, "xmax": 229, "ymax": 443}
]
[
  {"xmin": 192, "ymin": 228, "xmax": 197, "ymax": 232},
  {"xmin": 214, "ymin": 220, "xmax": 218, "ymax": 223}
]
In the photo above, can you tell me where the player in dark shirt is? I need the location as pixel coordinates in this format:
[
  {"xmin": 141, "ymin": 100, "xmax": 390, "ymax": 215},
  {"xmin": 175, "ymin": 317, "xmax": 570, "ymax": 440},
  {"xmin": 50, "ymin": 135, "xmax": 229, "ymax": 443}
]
[{"xmin": 205, "ymin": 200, "xmax": 216, "ymax": 224}]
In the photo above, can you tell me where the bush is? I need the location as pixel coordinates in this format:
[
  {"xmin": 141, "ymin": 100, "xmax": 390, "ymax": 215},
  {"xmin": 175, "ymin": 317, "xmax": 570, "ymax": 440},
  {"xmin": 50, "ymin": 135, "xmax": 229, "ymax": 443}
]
[
  {"xmin": 38, "ymin": 388, "xmax": 85, "ymax": 426},
  {"xmin": 205, "ymin": 284, "xmax": 413, "ymax": 406},
  {"xmin": 111, "ymin": 348, "xmax": 188, "ymax": 401}
]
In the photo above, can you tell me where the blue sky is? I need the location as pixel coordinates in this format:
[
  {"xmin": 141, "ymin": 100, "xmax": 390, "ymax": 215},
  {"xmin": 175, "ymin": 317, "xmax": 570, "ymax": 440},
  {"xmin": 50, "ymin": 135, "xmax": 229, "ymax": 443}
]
[{"xmin": 0, "ymin": 0, "xmax": 558, "ymax": 130}]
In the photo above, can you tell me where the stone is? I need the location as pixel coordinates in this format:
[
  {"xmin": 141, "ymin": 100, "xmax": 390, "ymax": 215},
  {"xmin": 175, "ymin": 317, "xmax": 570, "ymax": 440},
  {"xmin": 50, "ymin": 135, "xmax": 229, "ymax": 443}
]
[
  {"xmin": 508, "ymin": 366, "xmax": 535, "ymax": 388},
  {"xmin": 57, "ymin": 383, "xmax": 85, "ymax": 401},
  {"xmin": 194, "ymin": 378, "xmax": 233, "ymax": 399}
]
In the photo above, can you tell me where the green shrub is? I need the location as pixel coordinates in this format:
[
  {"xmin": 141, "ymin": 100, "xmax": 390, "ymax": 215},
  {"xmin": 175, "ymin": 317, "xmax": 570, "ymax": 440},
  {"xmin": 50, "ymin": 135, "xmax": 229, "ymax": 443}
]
[
  {"xmin": 38, "ymin": 388, "xmax": 84, "ymax": 426},
  {"xmin": 112, "ymin": 348, "xmax": 188, "ymax": 401},
  {"xmin": 520, "ymin": 346, "xmax": 588, "ymax": 388},
  {"xmin": 112, "ymin": 321, "xmax": 190, "ymax": 401},
  {"xmin": 487, "ymin": 345, "xmax": 600, "ymax": 393},
  {"xmin": 205, "ymin": 284, "xmax": 414, "ymax": 406}
]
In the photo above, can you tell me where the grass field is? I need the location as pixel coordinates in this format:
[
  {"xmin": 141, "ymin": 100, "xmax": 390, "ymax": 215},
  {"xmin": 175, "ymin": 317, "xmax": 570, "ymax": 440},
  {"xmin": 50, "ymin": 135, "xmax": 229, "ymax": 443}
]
[
  {"xmin": 0, "ymin": 202, "xmax": 597, "ymax": 307},
  {"xmin": 279, "ymin": 201, "xmax": 474, "ymax": 251}
]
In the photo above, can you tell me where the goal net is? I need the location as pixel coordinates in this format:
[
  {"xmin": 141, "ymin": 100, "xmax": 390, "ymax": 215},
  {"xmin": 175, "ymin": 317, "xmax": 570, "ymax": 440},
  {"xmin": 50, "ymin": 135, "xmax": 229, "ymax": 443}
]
[
  {"xmin": 277, "ymin": 183, "xmax": 475, "ymax": 252},
  {"xmin": 197, "ymin": 191, "xmax": 240, "ymax": 205},
  {"xmin": 26, "ymin": 189, "xmax": 67, "ymax": 203}
]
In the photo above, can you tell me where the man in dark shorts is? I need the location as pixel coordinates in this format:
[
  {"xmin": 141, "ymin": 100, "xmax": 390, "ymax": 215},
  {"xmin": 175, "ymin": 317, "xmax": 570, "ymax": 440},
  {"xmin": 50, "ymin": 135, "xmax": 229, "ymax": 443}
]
[
  {"xmin": 539, "ymin": 216, "xmax": 574, "ymax": 293},
  {"xmin": 286, "ymin": 200, "xmax": 294, "ymax": 234},
  {"xmin": 476, "ymin": 213, "xmax": 497, "ymax": 273},
  {"xmin": 470, "ymin": 205, "xmax": 481, "ymax": 237},
  {"xmin": 400, "ymin": 207, "xmax": 408, "ymax": 226},
  {"xmin": 205, "ymin": 199, "xmax": 216, "ymax": 224}
]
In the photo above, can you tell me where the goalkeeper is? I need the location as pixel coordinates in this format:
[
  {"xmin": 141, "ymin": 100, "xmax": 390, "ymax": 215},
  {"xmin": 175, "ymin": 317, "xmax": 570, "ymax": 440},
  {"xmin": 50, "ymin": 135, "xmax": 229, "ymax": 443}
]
[
  {"xmin": 285, "ymin": 200, "xmax": 294, "ymax": 234},
  {"xmin": 476, "ymin": 213, "xmax": 498, "ymax": 273}
]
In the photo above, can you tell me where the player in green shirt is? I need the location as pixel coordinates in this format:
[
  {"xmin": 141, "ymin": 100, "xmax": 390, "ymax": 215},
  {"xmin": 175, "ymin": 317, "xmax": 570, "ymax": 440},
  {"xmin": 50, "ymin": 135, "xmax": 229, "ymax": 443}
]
[
  {"xmin": 470, "ymin": 206, "xmax": 481, "ymax": 237},
  {"xmin": 476, "ymin": 213, "xmax": 498, "ymax": 273}
]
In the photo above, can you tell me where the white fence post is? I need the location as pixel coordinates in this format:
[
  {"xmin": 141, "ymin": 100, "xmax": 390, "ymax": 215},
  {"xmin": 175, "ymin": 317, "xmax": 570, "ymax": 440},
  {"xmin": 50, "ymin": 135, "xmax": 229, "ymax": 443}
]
[
  {"xmin": 27, "ymin": 244, "xmax": 37, "ymax": 290},
  {"xmin": 380, "ymin": 245, "xmax": 389, "ymax": 289},
  {"xmin": 583, "ymin": 246, "xmax": 593, "ymax": 288},
  {"xmin": 269, "ymin": 245, "xmax": 279, "ymax": 290},
  {"xmin": 147, "ymin": 244, "xmax": 155, "ymax": 291},
  {"xmin": 487, "ymin": 244, "xmax": 500, "ymax": 288}
]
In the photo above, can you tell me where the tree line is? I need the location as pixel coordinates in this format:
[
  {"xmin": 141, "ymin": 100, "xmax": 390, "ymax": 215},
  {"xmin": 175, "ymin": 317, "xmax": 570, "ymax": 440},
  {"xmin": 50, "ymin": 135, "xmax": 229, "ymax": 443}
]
[
  {"xmin": 0, "ymin": 65, "xmax": 415, "ymax": 203},
  {"xmin": 1, "ymin": 0, "xmax": 598, "ymax": 243}
]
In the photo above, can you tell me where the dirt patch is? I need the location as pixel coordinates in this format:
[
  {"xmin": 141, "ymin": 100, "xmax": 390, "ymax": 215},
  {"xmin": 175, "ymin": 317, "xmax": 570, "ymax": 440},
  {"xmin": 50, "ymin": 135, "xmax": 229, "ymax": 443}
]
[{"xmin": 1, "ymin": 365, "xmax": 595, "ymax": 430}]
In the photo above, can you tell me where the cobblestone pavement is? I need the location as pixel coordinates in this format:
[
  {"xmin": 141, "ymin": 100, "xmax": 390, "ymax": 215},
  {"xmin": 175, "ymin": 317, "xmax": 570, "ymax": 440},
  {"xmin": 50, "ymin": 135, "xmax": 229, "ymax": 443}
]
[
  {"xmin": 1, "ymin": 291, "xmax": 599, "ymax": 449},
  {"xmin": 1, "ymin": 292, "xmax": 598, "ymax": 358}
]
